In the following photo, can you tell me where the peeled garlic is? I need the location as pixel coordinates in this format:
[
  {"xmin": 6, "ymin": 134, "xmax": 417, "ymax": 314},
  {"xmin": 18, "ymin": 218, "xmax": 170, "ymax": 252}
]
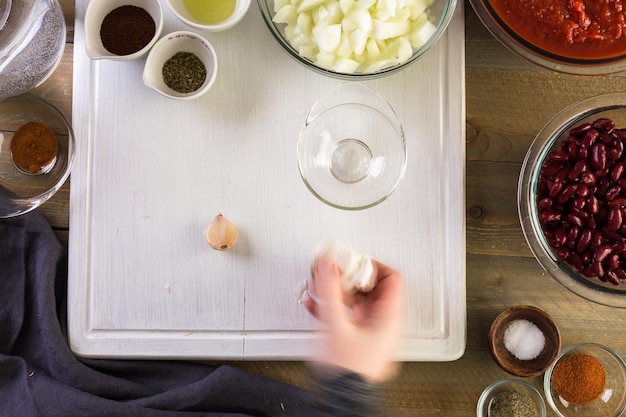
[
  {"xmin": 312, "ymin": 241, "xmax": 376, "ymax": 293},
  {"xmin": 205, "ymin": 213, "xmax": 238, "ymax": 250}
]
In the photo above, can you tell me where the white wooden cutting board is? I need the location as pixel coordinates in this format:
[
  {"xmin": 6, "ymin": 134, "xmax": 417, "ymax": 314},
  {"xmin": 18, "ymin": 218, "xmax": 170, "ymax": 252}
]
[{"xmin": 68, "ymin": 0, "xmax": 466, "ymax": 360}]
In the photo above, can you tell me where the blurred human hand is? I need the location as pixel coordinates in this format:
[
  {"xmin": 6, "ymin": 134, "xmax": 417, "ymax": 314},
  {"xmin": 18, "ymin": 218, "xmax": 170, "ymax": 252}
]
[{"xmin": 303, "ymin": 256, "xmax": 404, "ymax": 383}]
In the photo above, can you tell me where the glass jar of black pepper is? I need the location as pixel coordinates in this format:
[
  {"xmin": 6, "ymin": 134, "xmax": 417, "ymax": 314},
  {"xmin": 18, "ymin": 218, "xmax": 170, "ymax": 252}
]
[{"xmin": 0, "ymin": 0, "xmax": 66, "ymax": 99}]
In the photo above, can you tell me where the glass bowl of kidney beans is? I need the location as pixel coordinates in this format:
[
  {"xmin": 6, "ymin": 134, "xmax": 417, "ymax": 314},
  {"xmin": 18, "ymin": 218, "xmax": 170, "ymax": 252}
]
[{"xmin": 519, "ymin": 93, "xmax": 626, "ymax": 308}]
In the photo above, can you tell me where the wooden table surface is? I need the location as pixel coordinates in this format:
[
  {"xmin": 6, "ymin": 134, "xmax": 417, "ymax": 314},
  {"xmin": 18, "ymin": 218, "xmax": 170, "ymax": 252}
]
[{"xmin": 33, "ymin": 1, "xmax": 626, "ymax": 415}]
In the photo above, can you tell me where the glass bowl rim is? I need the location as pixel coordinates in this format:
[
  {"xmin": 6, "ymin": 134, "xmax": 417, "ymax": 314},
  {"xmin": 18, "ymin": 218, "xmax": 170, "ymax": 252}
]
[
  {"xmin": 468, "ymin": 0, "xmax": 626, "ymax": 75},
  {"xmin": 0, "ymin": 95, "xmax": 76, "ymax": 218},
  {"xmin": 296, "ymin": 82, "xmax": 407, "ymax": 210},
  {"xmin": 518, "ymin": 92, "xmax": 626, "ymax": 308},
  {"xmin": 256, "ymin": 0, "xmax": 459, "ymax": 80},
  {"xmin": 542, "ymin": 342, "xmax": 626, "ymax": 417},
  {"xmin": 476, "ymin": 378, "xmax": 547, "ymax": 417}
]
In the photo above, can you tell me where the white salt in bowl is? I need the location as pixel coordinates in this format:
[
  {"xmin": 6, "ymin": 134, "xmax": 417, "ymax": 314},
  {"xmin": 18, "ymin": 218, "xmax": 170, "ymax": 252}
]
[{"xmin": 489, "ymin": 305, "xmax": 561, "ymax": 377}]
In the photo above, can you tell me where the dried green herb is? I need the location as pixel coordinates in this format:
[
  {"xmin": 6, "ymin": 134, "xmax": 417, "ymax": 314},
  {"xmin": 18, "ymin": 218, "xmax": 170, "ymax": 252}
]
[
  {"xmin": 162, "ymin": 52, "xmax": 207, "ymax": 94},
  {"xmin": 489, "ymin": 389, "xmax": 538, "ymax": 417}
]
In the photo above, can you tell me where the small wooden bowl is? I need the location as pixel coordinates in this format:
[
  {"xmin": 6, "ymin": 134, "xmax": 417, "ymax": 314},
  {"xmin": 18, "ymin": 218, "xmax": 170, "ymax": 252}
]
[{"xmin": 489, "ymin": 305, "xmax": 561, "ymax": 377}]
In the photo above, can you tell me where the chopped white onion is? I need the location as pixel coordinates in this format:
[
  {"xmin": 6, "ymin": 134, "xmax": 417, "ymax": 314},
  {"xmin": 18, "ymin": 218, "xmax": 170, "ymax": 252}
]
[{"xmin": 272, "ymin": 0, "xmax": 438, "ymax": 73}]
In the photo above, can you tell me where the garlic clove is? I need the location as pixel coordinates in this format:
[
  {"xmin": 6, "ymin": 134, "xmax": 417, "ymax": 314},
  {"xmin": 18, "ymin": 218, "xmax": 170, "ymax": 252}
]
[
  {"xmin": 312, "ymin": 241, "xmax": 377, "ymax": 293},
  {"xmin": 205, "ymin": 213, "xmax": 238, "ymax": 250}
]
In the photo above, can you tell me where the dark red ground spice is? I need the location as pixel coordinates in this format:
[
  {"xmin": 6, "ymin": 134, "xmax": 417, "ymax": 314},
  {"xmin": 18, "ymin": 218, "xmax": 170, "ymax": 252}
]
[{"xmin": 100, "ymin": 6, "xmax": 155, "ymax": 56}]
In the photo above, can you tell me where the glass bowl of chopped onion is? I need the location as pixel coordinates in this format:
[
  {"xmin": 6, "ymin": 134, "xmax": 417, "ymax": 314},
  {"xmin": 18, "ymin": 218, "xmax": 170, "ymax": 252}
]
[
  {"xmin": 519, "ymin": 93, "xmax": 626, "ymax": 308},
  {"xmin": 257, "ymin": 0, "xmax": 457, "ymax": 79},
  {"xmin": 544, "ymin": 343, "xmax": 626, "ymax": 417},
  {"xmin": 0, "ymin": 96, "xmax": 75, "ymax": 218}
]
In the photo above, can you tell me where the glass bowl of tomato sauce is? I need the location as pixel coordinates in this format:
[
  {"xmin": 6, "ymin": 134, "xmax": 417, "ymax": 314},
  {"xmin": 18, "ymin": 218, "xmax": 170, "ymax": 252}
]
[{"xmin": 469, "ymin": 0, "xmax": 626, "ymax": 74}]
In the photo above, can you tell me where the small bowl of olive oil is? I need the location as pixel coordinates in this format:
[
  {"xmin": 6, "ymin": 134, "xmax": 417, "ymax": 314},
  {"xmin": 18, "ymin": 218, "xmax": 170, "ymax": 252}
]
[{"xmin": 165, "ymin": 0, "xmax": 251, "ymax": 32}]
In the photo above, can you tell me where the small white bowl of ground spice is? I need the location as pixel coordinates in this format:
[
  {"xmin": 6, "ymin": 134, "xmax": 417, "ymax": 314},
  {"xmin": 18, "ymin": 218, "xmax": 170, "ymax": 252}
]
[
  {"xmin": 142, "ymin": 31, "xmax": 218, "ymax": 100},
  {"xmin": 489, "ymin": 305, "xmax": 561, "ymax": 377},
  {"xmin": 84, "ymin": 0, "xmax": 163, "ymax": 60},
  {"xmin": 544, "ymin": 343, "xmax": 626, "ymax": 417},
  {"xmin": 477, "ymin": 379, "xmax": 547, "ymax": 417}
]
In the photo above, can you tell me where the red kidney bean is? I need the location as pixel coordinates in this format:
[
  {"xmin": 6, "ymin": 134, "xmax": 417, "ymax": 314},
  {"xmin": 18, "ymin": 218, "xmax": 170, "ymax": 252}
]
[
  {"xmin": 583, "ymin": 266, "xmax": 596, "ymax": 278},
  {"xmin": 593, "ymin": 261, "xmax": 605, "ymax": 278},
  {"xmin": 593, "ymin": 244, "xmax": 613, "ymax": 263},
  {"xmin": 571, "ymin": 207, "xmax": 589, "ymax": 219},
  {"xmin": 573, "ymin": 196, "xmax": 586, "ymax": 210},
  {"xmin": 567, "ymin": 143, "xmax": 579, "ymax": 159},
  {"xmin": 611, "ymin": 162, "xmax": 626, "ymax": 182},
  {"xmin": 585, "ymin": 215, "xmax": 597, "ymax": 229},
  {"xmin": 581, "ymin": 170, "xmax": 596, "ymax": 185},
  {"xmin": 554, "ymin": 228, "xmax": 567, "ymax": 247},
  {"xmin": 550, "ymin": 151, "xmax": 569, "ymax": 162},
  {"xmin": 576, "ymin": 229, "xmax": 593, "ymax": 253},
  {"xmin": 570, "ymin": 252, "xmax": 585, "ymax": 271},
  {"xmin": 591, "ymin": 143, "xmax": 607, "ymax": 170},
  {"xmin": 608, "ymin": 147, "xmax": 622, "ymax": 160},
  {"xmin": 567, "ymin": 160, "xmax": 586, "ymax": 182},
  {"xmin": 557, "ymin": 247, "xmax": 570, "ymax": 260},
  {"xmin": 571, "ymin": 122, "xmax": 593, "ymax": 136},
  {"xmin": 549, "ymin": 181, "xmax": 564, "ymax": 198},
  {"xmin": 590, "ymin": 230, "xmax": 604, "ymax": 251},
  {"xmin": 587, "ymin": 195, "xmax": 600, "ymax": 214},
  {"xmin": 581, "ymin": 251, "xmax": 592, "ymax": 264},
  {"xmin": 606, "ymin": 185, "xmax": 622, "ymax": 201},
  {"xmin": 567, "ymin": 212, "xmax": 584, "ymax": 227},
  {"xmin": 594, "ymin": 117, "xmax": 615, "ymax": 132},
  {"xmin": 606, "ymin": 270, "xmax": 621, "ymax": 285},
  {"xmin": 578, "ymin": 148, "xmax": 589, "ymax": 160},
  {"xmin": 600, "ymin": 133, "xmax": 613, "ymax": 145},
  {"xmin": 608, "ymin": 254, "xmax": 621, "ymax": 270},
  {"xmin": 558, "ymin": 184, "xmax": 578, "ymax": 204},
  {"xmin": 608, "ymin": 206, "xmax": 624, "ymax": 231},
  {"xmin": 577, "ymin": 183, "xmax": 590, "ymax": 197},
  {"xmin": 581, "ymin": 129, "xmax": 599, "ymax": 148},
  {"xmin": 538, "ymin": 197, "xmax": 553, "ymax": 210}
]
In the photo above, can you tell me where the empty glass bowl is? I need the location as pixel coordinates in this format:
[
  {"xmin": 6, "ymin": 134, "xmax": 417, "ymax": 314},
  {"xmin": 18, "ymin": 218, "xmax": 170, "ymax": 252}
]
[
  {"xmin": 297, "ymin": 83, "xmax": 406, "ymax": 210},
  {"xmin": 0, "ymin": 96, "xmax": 75, "ymax": 218},
  {"xmin": 544, "ymin": 343, "xmax": 626, "ymax": 417}
]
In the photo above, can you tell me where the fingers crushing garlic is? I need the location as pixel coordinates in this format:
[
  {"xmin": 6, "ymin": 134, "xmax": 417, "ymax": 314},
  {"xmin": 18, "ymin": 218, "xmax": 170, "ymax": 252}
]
[
  {"xmin": 312, "ymin": 241, "xmax": 377, "ymax": 293},
  {"xmin": 205, "ymin": 213, "xmax": 238, "ymax": 250}
]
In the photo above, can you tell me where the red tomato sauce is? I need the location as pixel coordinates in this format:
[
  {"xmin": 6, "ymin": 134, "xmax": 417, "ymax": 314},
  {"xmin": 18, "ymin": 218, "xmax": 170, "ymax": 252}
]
[{"xmin": 489, "ymin": 0, "xmax": 626, "ymax": 59}]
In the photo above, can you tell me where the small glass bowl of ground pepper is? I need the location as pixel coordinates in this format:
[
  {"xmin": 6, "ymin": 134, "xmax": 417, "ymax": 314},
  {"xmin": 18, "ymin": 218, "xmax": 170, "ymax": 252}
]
[
  {"xmin": 544, "ymin": 342, "xmax": 626, "ymax": 417},
  {"xmin": 0, "ymin": 96, "xmax": 75, "ymax": 218},
  {"xmin": 477, "ymin": 379, "xmax": 547, "ymax": 417},
  {"xmin": 142, "ymin": 31, "xmax": 218, "ymax": 100},
  {"xmin": 84, "ymin": 0, "xmax": 163, "ymax": 61}
]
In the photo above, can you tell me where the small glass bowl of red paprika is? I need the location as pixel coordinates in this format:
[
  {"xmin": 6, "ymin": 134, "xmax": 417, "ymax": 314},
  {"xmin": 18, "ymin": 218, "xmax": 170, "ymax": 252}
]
[
  {"xmin": 519, "ymin": 93, "xmax": 626, "ymax": 308},
  {"xmin": 544, "ymin": 342, "xmax": 626, "ymax": 417},
  {"xmin": 469, "ymin": 0, "xmax": 626, "ymax": 75},
  {"xmin": 0, "ymin": 96, "xmax": 75, "ymax": 218}
]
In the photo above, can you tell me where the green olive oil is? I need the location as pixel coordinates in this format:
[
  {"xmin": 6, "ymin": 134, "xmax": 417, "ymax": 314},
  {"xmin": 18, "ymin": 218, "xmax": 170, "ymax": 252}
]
[{"xmin": 183, "ymin": 0, "xmax": 237, "ymax": 24}]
